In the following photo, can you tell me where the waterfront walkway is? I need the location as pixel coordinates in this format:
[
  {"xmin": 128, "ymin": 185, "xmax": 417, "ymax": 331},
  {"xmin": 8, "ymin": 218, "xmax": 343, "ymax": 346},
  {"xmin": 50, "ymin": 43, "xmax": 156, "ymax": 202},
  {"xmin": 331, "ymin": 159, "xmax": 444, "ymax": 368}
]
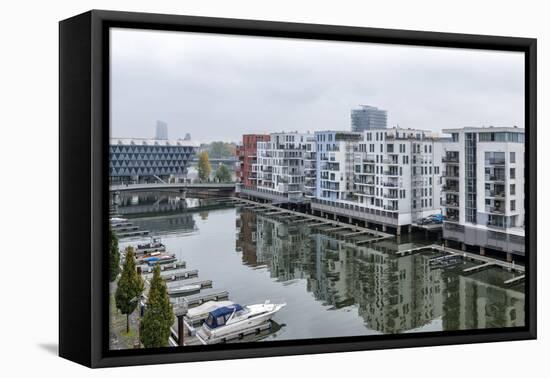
[{"xmin": 231, "ymin": 196, "xmax": 393, "ymax": 240}]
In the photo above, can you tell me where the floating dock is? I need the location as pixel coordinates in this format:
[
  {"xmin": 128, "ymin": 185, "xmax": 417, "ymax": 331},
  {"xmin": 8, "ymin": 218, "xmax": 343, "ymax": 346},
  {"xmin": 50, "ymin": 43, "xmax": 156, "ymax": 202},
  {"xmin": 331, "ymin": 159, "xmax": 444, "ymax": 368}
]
[
  {"xmin": 462, "ymin": 262, "xmax": 495, "ymax": 274},
  {"xmin": 195, "ymin": 321, "xmax": 273, "ymax": 345},
  {"xmin": 115, "ymin": 229, "xmax": 150, "ymax": 238},
  {"xmin": 160, "ymin": 269, "xmax": 199, "ymax": 282},
  {"xmin": 504, "ymin": 275, "xmax": 525, "ymax": 285}
]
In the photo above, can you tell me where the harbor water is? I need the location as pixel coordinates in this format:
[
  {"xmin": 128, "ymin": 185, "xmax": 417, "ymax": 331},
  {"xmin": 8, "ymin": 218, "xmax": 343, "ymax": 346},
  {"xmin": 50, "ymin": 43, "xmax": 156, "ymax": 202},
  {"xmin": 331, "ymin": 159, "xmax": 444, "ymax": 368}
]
[{"xmin": 117, "ymin": 193, "xmax": 525, "ymax": 342}]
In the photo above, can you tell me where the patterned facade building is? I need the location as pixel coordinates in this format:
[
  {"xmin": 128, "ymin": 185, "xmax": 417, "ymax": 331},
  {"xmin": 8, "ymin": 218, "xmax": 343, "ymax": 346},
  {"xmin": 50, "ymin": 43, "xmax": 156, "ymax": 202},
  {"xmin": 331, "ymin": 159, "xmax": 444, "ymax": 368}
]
[{"xmin": 109, "ymin": 138, "xmax": 199, "ymax": 184}]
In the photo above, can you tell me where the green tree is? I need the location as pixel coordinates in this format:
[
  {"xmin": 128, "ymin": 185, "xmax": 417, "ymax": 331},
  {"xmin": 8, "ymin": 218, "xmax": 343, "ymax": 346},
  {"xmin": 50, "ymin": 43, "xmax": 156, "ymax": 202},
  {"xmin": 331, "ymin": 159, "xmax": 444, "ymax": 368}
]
[
  {"xmin": 140, "ymin": 264, "xmax": 174, "ymax": 348},
  {"xmin": 214, "ymin": 164, "xmax": 232, "ymax": 182},
  {"xmin": 109, "ymin": 226, "xmax": 120, "ymax": 282},
  {"xmin": 197, "ymin": 151, "xmax": 212, "ymax": 182},
  {"xmin": 208, "ymin": 141, "xmax": 236, "ymax": 159},
  {"xmin": 115, "ymin": 246, "xmax": 144, "ymax": 333}
]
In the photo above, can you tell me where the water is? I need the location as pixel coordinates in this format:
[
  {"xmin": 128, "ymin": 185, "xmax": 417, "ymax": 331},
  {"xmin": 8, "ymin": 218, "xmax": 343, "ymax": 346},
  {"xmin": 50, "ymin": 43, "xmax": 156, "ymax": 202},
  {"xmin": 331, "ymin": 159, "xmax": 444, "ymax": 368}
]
[{"xmin": 117, "ymin": 193, "xmax": 525, "ymax": 342}]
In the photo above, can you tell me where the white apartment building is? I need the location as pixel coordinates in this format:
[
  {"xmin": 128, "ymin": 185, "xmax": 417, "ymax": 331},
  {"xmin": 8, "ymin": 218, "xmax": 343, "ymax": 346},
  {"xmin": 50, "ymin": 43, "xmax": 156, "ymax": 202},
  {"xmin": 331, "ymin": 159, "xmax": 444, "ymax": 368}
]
[
  {"xmin": 315, "ymin": 131, "xmax": 362, "ymax": 202},
  {"xmin": 312, "ymin": 128, "xmax": 444, "ymax": 233},
  {"xmin": 255, "ymin": 132, "xmax": 314, "ymax": 202},
  {"xmin": 441, "ymin": 127, "xmax": 525, "ymax": 260}
]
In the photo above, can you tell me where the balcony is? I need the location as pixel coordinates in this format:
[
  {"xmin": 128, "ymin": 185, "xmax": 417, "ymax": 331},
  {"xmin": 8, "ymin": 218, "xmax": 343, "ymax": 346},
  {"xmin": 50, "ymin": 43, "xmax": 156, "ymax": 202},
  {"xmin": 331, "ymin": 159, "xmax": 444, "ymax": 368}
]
[
  {"xmin": 382, "ymin": 181, "xmax": 399, "ymax": 188},
  {"xmin": 442, "ymin": 200, "xmax": 459, "ymax": 209},
  {"xmin": 383, "ymin": 158, "xmax": 399, "ymax": 165},
  {"xmin": 485, "ymin": 190, "xmax": 506, "ymax": 198},
  {"xmin": 487, "ymin": 219, "xmax": 506, "ymax": 229},
  {"xmin": 442, "ymin": 185, "xmax": 459, "ymax": 193},
  {"xmin": 383, "ymin": 170, "xmax": 399, "ymax": 176},
  {"xmin": 485, "ymin": 158, "xmax": 506, "ymax": 166},
  {"xmin": 485, "ymin": 175, "xmax": 506, "ymax": 183},
  {"xmin": 383, "ymin": 192, "xmax": 399, "ymax": 199},
  {"xmin": 383, "ymin": 205, "xmax": 398, "ymax": 211},
  {"xmin": 486, "ymin": 206, "xmax": 505, "ymax": 214},
  {"xmin": 442, "ymin": 156, "xmax": 459, "ymax": 164},
  {"xmin": 442, "ymin": 170, "xmax": 460, "ymax": 178}
]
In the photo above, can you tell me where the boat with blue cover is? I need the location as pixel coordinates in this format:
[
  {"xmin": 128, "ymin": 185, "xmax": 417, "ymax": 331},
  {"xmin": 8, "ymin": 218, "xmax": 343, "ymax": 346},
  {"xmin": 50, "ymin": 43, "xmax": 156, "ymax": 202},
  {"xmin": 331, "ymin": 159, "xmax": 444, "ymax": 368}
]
[{"xmin": 197, "ymin": 301, "xmax": 285, "ymax": 343}]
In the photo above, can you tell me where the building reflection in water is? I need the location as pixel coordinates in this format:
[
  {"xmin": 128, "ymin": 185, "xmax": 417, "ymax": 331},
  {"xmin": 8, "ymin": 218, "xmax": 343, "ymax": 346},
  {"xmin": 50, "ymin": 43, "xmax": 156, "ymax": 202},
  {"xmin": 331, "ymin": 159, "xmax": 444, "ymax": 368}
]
[
  {"xmin": 115, "ymin": 193, "xmax": 198, "ymax": 234},
  {"xmin": 236, "ymin": 209, "xmax": 524, "ymax": 334}
]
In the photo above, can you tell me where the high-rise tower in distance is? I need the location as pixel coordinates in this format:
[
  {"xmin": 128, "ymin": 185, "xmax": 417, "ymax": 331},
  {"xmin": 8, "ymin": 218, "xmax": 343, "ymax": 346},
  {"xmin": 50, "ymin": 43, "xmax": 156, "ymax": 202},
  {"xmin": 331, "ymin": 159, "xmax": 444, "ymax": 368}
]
[
  {"xmin": 351, "ymin": 105, "xmax": 387, "ymax": 131},
  {"xmin": 155, "ymin": 120, "xmax": 168, "ymax": 140}
]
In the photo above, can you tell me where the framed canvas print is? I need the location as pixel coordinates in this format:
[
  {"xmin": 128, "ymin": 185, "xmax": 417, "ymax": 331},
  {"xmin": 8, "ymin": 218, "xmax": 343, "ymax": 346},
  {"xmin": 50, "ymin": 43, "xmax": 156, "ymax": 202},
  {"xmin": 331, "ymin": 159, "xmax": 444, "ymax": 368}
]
[{"xmin": 59, "ymin": 10, "xmax": 536, "ymax": 368}]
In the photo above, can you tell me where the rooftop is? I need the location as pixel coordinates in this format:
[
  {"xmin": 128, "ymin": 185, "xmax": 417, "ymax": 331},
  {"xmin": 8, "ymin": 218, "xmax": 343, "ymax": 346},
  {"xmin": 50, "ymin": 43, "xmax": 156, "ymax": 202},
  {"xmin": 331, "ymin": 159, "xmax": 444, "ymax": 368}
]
[
  {"xmin": 110, "ymin": 138, "xmax": 200, "ymax": 147},
  {"xmin": 442, "ymin": 126, "xmax": 525, "ymax": 134}
]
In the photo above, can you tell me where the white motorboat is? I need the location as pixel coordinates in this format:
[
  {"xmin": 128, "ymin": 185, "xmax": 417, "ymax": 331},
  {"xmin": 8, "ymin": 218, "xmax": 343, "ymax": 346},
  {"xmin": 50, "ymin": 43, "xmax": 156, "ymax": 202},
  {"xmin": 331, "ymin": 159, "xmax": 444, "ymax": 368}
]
[
  {"xmin": 186, "ymin": 300, "xmax": 234, "ymax": 320},
  {"xmin": 198, "ymin": 301, "xmax": 286, "ymax": 342},
  {"xmin": 110, "ymin": 217, "xmax": 127, "ymax": 224},
  {"xmin": 169, "ymin": 284, "xmax": 201, "ymax": 296}
]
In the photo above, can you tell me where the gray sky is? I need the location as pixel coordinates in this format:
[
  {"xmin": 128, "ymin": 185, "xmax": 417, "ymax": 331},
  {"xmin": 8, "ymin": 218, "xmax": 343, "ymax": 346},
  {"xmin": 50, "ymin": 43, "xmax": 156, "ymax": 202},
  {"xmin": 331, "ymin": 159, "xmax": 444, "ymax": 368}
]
[{"xmin": 110, "ymin": 28, "xmax": 524, "ymax": 143}]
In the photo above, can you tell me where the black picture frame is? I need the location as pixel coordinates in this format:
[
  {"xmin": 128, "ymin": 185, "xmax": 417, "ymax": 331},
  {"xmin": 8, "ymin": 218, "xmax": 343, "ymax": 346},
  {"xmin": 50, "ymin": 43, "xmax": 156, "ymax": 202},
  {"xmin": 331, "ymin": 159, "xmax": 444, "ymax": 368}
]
[{"xmin": 59, "ymin": 9, "xmax": 537, "ymax": 368}]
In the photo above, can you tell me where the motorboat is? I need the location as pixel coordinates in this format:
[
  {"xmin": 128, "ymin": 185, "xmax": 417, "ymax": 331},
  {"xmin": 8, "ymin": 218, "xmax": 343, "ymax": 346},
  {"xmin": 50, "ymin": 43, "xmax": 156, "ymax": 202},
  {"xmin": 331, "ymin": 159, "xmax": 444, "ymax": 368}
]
[
  {"xmin": 145, "ymin": 255, "xmax": 177, "ymax": 266},
  {"xmin": 186, "ymin": 300, "xmax": 234, "ymax": 321},
  {"xmin": 135, "ymin": 251, "xmax": 171, "ymax": 262},
  {"xmin": 198, "ymin": 301, "xmax": 285, "ymax": 342},
  {"xmin": 168, "ymin": 283, "xmax": 201, "ymax": 296},
  {"xmin": 136, "ymin": 237, "xmax": 165, "ymax": 253},
  {"xmin": 110, "ymin": 217, "xmax": 127, "ymax": 224}
]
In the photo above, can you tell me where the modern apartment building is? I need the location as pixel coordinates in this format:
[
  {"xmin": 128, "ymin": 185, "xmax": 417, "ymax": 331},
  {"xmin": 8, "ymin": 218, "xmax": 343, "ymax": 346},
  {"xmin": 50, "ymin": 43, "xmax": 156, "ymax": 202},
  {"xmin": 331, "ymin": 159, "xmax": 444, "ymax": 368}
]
[
  {"xmin": 351, "ymin": 105, "xmax": 388, "ymax": 131},
  {"xmin": 315, "ymin": 131, "xmax": 362, "ymax": 202},
  {"xmin": 236, "ymin": 134, "xmax": 271, "ymax": 188},
  {"xmin": 440, "ymin": 127, "xmax": 525, "ymax": 260},
  {"xmin": 250, "ymin": 132, "xmax": 314, "ymax": 203},
  {"xmin": 312, "ymin": 128, "xmax": 444, "ymax": 234}
]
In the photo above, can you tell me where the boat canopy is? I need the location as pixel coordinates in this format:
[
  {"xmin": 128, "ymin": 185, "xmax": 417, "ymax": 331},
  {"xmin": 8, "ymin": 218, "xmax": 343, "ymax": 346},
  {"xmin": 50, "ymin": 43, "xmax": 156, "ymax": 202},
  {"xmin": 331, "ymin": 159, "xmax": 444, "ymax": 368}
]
[{"xmin": 205, "ymin": 304, "xmax": 244, "ymax": 329}]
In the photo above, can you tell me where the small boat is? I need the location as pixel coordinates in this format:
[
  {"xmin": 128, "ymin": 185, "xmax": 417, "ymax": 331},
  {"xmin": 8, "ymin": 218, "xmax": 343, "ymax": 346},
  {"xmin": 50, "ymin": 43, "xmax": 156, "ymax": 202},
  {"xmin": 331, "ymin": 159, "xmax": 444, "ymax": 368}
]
[
  {"xmin": 110, "ymin": 217, "xmax": 127, "ymax": 224},
  {"xmin": 198, "ymin": 301, "xmax": 285, "ymax": 342},
  {"xmin": 168, "ymin": 284, "xmax": 201, "ymax": 296},
  {"xmin": 135, "ymin": 251, "xmax": 171, "ymax": 262},
  {"xmin": 146, "ymin": 256, "xmax": 177, "ymax": 266},
  {"xmin": 136, "ymin": 237, "xmax": 165, "ymax": 253}
]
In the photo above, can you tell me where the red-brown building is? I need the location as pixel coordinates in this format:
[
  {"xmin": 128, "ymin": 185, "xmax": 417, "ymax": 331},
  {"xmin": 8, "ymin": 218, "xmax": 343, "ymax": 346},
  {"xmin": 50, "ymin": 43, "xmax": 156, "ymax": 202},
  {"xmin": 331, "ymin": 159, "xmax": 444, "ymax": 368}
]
[{"xmin": 237, "ymin": 134, "xmax": 270, "ymax": 188}]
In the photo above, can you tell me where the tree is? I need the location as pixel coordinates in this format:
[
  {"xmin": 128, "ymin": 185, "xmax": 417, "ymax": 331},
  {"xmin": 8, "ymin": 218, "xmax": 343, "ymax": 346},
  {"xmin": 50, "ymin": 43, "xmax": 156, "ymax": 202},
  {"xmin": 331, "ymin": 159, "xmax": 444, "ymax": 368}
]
[
  {"xmin": 115, "ymin": 246, "xmax": 144, "ymax": 333},
  {"xmin": 207, "ymin": 141, "xmax": 236, "ymax": 159},
  {"xmin": 140, "ymin": 264, "xmax": 174, "ymax": 348},
  {"xmin": 197, "ymin": 151, "xmax": 211, "ymax": 182},
  {"xmin": 214, "ymin": 164, "xmax": 232, "ymax": 182},
  {"xmin": 109, "ymin": 226, "xmax": 120, "ymax": 282}
]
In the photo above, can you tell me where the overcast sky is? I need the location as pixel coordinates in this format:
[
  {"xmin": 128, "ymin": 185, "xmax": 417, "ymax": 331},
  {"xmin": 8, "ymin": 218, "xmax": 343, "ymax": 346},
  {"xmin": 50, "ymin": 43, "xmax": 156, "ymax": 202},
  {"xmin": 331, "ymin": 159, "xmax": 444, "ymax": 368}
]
[{"xmin": 110, "ymin": 28, "xmax": 524, "ymax": 143}]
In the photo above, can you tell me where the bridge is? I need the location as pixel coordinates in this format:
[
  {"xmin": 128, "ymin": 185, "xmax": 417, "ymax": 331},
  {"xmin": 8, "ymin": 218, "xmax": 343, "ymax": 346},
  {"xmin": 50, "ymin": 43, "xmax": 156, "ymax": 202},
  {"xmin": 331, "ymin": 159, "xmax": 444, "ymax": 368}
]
[{"xmin": 110, "ymin": 182, "xmax": 236, "ymax": 199}]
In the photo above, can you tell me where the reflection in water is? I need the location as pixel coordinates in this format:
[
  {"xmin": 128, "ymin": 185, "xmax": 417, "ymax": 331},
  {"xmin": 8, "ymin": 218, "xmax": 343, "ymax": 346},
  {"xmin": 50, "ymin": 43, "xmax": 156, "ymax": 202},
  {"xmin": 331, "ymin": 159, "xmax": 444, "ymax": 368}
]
[
  {"xmin": 118, "ymin": 195, "xmax": 525, "ymax": 341},
  {"xmin": 238, "ymin": 209, "xmax": 524, "ymax": 334}
]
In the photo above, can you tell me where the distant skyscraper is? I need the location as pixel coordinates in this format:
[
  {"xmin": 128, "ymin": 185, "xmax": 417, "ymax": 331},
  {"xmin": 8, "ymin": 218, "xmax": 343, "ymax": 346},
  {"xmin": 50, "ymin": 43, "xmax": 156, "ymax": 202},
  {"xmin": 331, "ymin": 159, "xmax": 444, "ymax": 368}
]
[
  {"xmin": 351, "ymin": 105, "xmax": 387, "ymax": 131},
  {"xmin": 184, "ymin": 133, "xmax": 191, "ymax": 141},
  {"xmin": 155, "ymin": 120, "xmax": 168, "ymax": 140}
]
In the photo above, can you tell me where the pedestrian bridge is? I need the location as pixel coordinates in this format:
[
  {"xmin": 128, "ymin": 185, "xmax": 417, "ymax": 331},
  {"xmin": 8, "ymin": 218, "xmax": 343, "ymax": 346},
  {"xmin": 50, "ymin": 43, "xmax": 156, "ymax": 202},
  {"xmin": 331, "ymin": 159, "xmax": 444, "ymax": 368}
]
[{"xmin": 110, "ymin": 182, "xmax": 236, "ymax": 196}]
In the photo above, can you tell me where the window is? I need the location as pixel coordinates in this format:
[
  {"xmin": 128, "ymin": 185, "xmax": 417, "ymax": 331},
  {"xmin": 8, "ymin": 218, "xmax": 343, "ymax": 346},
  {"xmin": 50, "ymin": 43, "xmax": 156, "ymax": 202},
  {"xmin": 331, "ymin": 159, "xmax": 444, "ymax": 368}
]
[
  {"xmin": 510, "ymin": 184, "xmax": 516, "ymax": 195},
  {"xmin": 510, "ymin": 152, "xmax": 516, "ymax": 163},
  {"xmin": 511, "ymin": 200, "xmax": 516, "ymax": 211},
  {"xmin": 510, "ymin": 168, "xmax": 516, "ymax": 179}
]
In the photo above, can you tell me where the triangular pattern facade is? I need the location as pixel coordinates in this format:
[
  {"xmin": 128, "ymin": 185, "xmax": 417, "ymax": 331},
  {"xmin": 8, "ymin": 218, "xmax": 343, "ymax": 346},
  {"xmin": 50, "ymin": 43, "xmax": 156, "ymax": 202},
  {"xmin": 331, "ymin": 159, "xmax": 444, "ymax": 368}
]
[{"xmin": 109, "ymin": 143, "xmax": 198, "ymax": 181}]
